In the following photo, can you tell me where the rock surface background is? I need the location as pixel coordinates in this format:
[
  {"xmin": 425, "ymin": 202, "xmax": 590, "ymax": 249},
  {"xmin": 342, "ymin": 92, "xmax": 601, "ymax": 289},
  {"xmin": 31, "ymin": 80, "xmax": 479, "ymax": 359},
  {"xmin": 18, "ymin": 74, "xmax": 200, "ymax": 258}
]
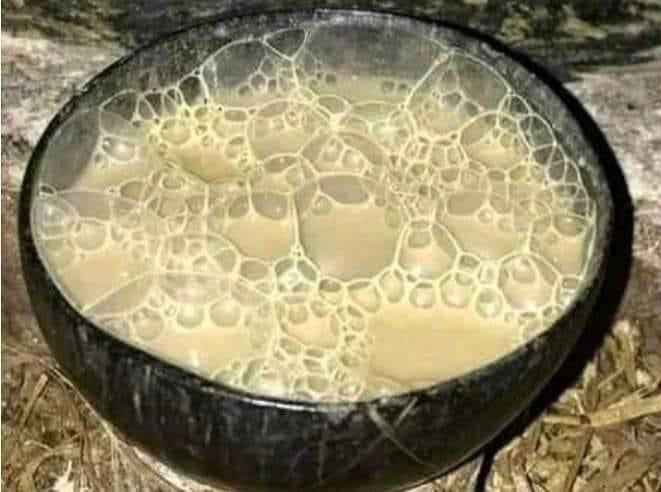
[{"xmin": 2, "ymin": 1, "xmax": 660, "ymax": 490}]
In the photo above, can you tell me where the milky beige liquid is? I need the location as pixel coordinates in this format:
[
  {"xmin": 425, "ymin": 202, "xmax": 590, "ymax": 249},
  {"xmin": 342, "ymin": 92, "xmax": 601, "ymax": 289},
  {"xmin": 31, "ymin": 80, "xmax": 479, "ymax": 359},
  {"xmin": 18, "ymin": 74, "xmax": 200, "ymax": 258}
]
[{"xmin": 33, "ymin": 27, "xmax": 597, "ymax": 401}]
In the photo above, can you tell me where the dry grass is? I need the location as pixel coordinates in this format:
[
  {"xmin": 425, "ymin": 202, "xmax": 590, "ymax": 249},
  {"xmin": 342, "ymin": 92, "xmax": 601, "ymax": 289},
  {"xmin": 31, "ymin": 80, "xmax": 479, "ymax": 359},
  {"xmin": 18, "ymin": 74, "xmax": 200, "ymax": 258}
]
[{"xmin": 2, "ymin": 190, "xmax": 661, "ymax": 491}]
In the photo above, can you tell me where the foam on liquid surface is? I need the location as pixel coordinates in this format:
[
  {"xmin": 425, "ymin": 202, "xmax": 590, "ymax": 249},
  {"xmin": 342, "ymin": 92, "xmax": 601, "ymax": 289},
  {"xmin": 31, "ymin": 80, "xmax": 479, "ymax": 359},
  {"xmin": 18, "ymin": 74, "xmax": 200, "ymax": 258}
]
[{"xmin": 33, "ymin": 23, "xmax": 597, "ymax": 402}]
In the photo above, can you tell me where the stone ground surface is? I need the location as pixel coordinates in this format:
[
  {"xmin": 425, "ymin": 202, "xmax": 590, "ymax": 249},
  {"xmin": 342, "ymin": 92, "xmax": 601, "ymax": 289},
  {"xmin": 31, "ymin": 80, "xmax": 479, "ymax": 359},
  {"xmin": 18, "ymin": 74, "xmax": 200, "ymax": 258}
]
[{"xmin": 2, "ymin": 1, "xmax": 661, "ymax": 491}]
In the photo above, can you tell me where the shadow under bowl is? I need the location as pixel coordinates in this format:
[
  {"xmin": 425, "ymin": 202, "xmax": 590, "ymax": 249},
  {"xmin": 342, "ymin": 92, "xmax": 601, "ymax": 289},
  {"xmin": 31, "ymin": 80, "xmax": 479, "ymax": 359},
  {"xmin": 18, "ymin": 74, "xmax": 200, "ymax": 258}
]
[{"xmin": 19, "ymin": 9, "xmax": 615, "ymax": 492}]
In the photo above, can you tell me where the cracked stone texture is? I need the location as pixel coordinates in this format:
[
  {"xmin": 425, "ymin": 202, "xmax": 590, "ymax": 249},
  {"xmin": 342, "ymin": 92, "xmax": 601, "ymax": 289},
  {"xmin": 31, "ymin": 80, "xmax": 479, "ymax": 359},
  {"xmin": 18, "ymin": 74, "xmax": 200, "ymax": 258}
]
[{"xmin": 2, "ymin": 1, "xmax": 660, "ymax": 491}]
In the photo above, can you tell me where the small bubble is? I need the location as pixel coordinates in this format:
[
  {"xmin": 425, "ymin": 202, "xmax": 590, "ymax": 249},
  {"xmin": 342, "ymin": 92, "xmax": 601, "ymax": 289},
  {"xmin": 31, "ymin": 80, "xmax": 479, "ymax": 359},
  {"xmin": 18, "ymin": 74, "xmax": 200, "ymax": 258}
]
[
  {"xmin": 458, "ymin": 254, "xmax": 480, "ymax": 272},
  {"xmin": 74, "ymin": 220, "xmax": 106, "ymax": 250},
  {"xmin": 302, "ymin": 357, "xmax": 324, "ymax": 374},
  {"xmin": 379, "ymin": 270, "xmax": 404, "ymax": 302},
  {"xmin": 281, "ymin": 337, "xmax": 302, "ymax": 356},
  {"xmin": 310, "ymin": 299, "xmax": 329, "ymax": 318},
  {"xmin": 384, "ymin": 207, "xmax": 402, "ymax": 229},
  {"xmin": 311, "ymin": 196, "xmax": 332, "ymax": 215},
  {"xmin": 228, "ymin": 196, "xmax": 249, "ymax": 218},
  {"xmin": 177, "ymin": 304, "xmax": 204, "ymax": 328},
  {"xmin": 240, "ymin": 260, "xmax": 269, "ymax": 280},
  {"xmin": 164, "ymin": 174, "xmax": 186, "ymax": 191},
  {"xmin": 348, "ymin": 282, "xmax": 381, "ymax": 313},
  {"xmin": 289, "ymin": 304, "xmax": 309, "ymax": 324},
  {"xmin": 512, "ymin": 257, "xmax": 536, "ymax": 283},
  {"xmin": 554, "ymin": 214, "xmax": 584, "ymax": 237},
  {"xmin": 439, "ymin": 274, "xmax": 475, "ymax": 308},
  {"xmin": 267, "ymin": 79, "xmax": 278, "ymax": 94},
  {"xmin": 323, "ymin": 139, "xmax": 342, "ymax": 161},
  {"xmin": 478, "ymin": 209, "xmax": 493, "ymax": 223},
  {"xmin": 160, "ymin": 119, "xmax": 191, "ymax": 145},
  {"xmin": 42, "ymin": 238, "xmax": 76, "ymax": 269},
  {"xmin": 102, "ymin": 137, "xmax": 136, "ymax": 161},
  {"xmin": 408, "ymin": 230, "xmax": 431, "ymax": 248},
  {"xmin": 519, "ymin": 313, "xmax": 542, "ymax": 339},
  {"xmin": 284, "ymin": 109, "xmax": 301, "ymax": 127},
  {"xmin": 132, "ymin": 308, "xmax": 163, "ymax": 341},
  {"xmin": 478, "ymin": 265, "xmax": 495, "ymax": 284},
  {"xmin": 319, "ymin": 278, "xmax": 343, "ymax": 304},
  {"xmin": 210, "ymin": 299, "xmax": 241, "ymax": 327},
  {"xmin": 342, "ymin": 149, "xmax": 363, "ymax": 171},
  {"xmin": 476, "ymin": 288, "xmax": 502, "ymax": 318},
  {"xmin": 410, "ymin": 283, "xmax": 435, "ymax": 309},
  {"xmin": 542, "ymin": 306, "xmax": 560, "ymax": 322},
  {"xmin": 285, "ymin": 167, "xmax": 305, "ymax": 188},
  {"xmin": 340, "ymin": 352, "xmax": 361, "ymax": 369}
]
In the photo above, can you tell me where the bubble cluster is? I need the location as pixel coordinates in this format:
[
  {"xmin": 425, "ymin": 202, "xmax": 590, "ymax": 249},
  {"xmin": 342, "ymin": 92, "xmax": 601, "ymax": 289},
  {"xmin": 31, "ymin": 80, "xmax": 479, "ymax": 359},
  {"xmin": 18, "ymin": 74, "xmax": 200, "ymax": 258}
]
[{"xmin": 33, "ymin": 22, "xmax": 597, "ymax": 402}]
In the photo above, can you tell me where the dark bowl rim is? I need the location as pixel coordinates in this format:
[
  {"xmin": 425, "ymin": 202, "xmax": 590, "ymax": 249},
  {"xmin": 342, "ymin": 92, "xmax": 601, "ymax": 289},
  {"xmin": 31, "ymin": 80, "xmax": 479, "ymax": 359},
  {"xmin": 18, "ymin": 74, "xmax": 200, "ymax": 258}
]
[{"xmin": 19, "ymin": 7, "xmax": 615, "ymax": 413}]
